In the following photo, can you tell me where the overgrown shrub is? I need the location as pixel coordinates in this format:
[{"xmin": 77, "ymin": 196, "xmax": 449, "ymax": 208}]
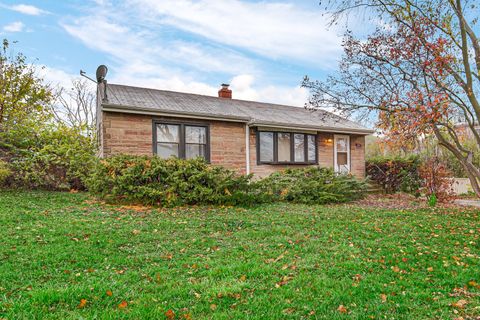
[
  {"xmin": 87, "ymin": 155, "xmax": 259, "ymax": 207},
  {"xmin": 366, "ymin": 156, "xmax": 421, "ymax": 195},
  {"xmin": 1, "ymin": 124, "xmax": 96, "ymax": 190},
  {"xmin": 419, "ymin": 157, "xmax": 454, "ymax": 204},
  {"xmin": 254, "ymin": 167, "xmax": 367, "ymax": 204},
  {"xmin": 88, "ymin": 155, "xmax": 367, "ymax": 207},
  {"xmin": 0, "ymin": 160, "xmax": 11, "ymax": 187}
]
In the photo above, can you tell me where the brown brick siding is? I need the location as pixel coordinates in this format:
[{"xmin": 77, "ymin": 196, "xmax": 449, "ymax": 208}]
[
  {"xmin": 209, "ymin": 121, "xmax": 246, "ymax": 174},
  {"xmin": 350, "ymin": 135, "xmax": 366, "ymax": 179},
  {"xmin": 101, "ymin": 111, "xmax": 366, "ymax": 178},
  {"xmin": 102, "ymin": 111, "xmax": 247, "ymax": 173}
]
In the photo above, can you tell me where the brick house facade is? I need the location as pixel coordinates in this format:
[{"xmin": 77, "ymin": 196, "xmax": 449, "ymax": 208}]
[{"xmin": 97, "ymin": 78, "xmax": 372, "ymax": 179}]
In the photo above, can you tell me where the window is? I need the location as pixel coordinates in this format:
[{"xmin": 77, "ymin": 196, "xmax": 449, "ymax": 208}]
[
  {"xmin": 259, "ymin": 132, "xmax": 274, "ymax": 162},
  {"xmin": 156, "ymin": 124, "xmax": 180, "ymax": 158},
  {"xmin": 294, "ymin": 134, "xmax": 305, "ymax": 162},
  {"xmin": 257, "ymin": 131, "xmax": 317, "ymax": 164},
  {"xmin": 185, "ymin": 126, "xmax": 207, "ymax": 159},
  {"xmin": 277, "ymin": 133, "xmax": 291, "ymax": 162},
  {"xmin": 154, "ymin": 122, "xmax": 209, "ymax": 161}
]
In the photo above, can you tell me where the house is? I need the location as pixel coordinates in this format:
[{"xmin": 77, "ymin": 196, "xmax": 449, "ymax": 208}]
[{"xmin": 95, "ymin": 70, "xmax": 374, "ymax": 179}]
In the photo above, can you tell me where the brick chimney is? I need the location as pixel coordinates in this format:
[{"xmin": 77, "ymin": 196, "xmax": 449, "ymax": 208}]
[{"xmin": 218, "ymin": 83, "xmax": 232, "ymax": 99}]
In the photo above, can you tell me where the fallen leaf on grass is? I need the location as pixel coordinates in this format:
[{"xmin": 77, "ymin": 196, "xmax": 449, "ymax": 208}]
[
  {"xmin": 275, "ymin": 275, "xmax": 293, "ymax": 288},
  {"xmin": 106, "ymin": 290, "xmax": 113, "ymax": 297},
  {"xmin": 210, "ymin": 304, "xmax": 217, "ymax": 311},
  {"xmin": 78, "ymin": 299, "xmax": 87, "ymax": 309},
  {"xmin": 452, "ymin": 299, "xmax": 468, "ymax": 309},
  {"xmin": 391, "ymin": 266, "xmax": 400, "ymax": 273},
  {"xmin": 337, "ymin": 305, "xmax": 348, "ymax": 313},
  {"xmin": 165, "ymin": 309, "xmax": 175, "ymax": 319},
  {"xmin": 427, "ymin": 267, "xmax": 434, "ymax": 272},
  {"xmin": 282, "ymin": 308, "xmax": 295, "ymax": 314},
  {"xmin": 380, "ymin": 294, "xmax": 387, "ymax": 303},
  {"xmin": 239, "ymin": 275, "xmax": 246, "ymax": 282},
  {"xmin": 118, "ymin": 301, "xmax": 128, "ymax": 309}
]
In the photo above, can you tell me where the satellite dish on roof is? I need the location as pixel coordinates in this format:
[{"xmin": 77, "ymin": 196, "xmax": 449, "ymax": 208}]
[{"xmin": 96, "ymin": 65, "xmax": 108, "ymax": 82}]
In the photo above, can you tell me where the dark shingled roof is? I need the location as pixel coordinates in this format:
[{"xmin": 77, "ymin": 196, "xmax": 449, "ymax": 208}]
[{"xmin": 102, "ymin": 84, "xmax": 374, "ymax": 134}]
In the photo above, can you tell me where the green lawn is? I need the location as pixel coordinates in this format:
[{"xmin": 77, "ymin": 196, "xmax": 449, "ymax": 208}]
[{"xmin": 1, "ymin": 191, "xmax": 479, "ymax": 319}]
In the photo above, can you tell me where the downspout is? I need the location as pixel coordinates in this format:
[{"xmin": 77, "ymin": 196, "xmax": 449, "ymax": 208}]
[{"xmin": 245, "ymin": 122, "xmax": 251, "ymax": 175}]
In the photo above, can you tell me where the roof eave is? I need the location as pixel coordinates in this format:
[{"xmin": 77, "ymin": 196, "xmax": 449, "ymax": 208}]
[
  {"xmin": 102, "ymin": 103, "xmax": 375, "ymax": 135},
  {"xmin": 250, "ymin": 121, "xmax": 375, "ymax": 135},
  {"xmin": 102, "ymin": 103, "xmax": 251, "ymax": 123}
]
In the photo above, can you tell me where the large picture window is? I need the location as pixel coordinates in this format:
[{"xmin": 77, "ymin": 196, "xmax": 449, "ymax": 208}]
[
  {"xmin": 257, "ymin": 131, "xmax": 317, "ymax": 164},
  {"xmin": 153, "ymin": 122, "xmax": 209, "ymax": 161}
]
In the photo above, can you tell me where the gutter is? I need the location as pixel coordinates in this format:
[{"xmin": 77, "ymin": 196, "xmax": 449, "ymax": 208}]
[{"xmin": 251, "ymin": 121, "xmax": 375, "ymax": 135}]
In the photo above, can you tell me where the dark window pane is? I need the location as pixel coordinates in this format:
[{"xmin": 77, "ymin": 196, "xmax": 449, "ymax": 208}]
[
  {"xmin": 307, "ymin": 135, "xmax": 316, "ymax": 161},
  {"xmin": 157, "ymin": 124, "xmax": 179, "ymax": 143},
  {"xmin": 277, "ymin": 133, "xmax": 291, "ymax": 162},
  {"xmin": 259, "ymin": 132, "xmax": 273, "ymax": 162},
  {"xmin": 157, "ymin": 143, "xmax": 179, "ymax": 158},
  {"xmin": 186, "ymin": 144, "xmax": 206, "ymax": 159},
  {"xmin": 185, "ymin": 126, "xmax": 206, "ymax": 144},
  {"xmin": 294, "ymin": 134, "xmax": 305, "ymax": 162}
]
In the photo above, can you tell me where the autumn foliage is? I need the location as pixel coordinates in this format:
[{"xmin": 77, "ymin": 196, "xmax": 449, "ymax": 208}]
[
  {"xmin": 418, "ymin": 157, "xmax": 454, "ymax": 203},
  {"xmin": 304, "ymin": 0, "xmax": 480, "ymax": 196}
]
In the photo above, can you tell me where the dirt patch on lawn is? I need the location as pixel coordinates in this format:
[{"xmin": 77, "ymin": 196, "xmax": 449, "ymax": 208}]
[{"xmin": 351, "ymin": 193, "xmax": 426, "ymax": 210}]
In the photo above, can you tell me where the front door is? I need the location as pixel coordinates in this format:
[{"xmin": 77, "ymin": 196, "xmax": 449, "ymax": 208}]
[{"xmin": 334, "ymin": 135, "xmax": 350, "ymax": 174}]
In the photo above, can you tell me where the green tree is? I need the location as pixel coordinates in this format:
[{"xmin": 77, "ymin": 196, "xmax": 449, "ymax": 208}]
[{"xmin": 0, "ymin": 39, "xmax": 52, "ymax": 147}]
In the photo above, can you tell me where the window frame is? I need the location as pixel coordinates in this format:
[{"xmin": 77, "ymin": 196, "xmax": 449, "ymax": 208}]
[
  {"xmin": 256, "ymin": 130, "xmax": 318, "ymax": 165},
  {"xmin": 152, "ymin": 120, "xmax": 210, "ymax": 162}
]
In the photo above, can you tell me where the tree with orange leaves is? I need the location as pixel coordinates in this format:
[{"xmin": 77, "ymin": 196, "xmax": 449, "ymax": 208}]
[{"xmin": 304, "ymin": 0, "xmax": 480, "ymax": 196}]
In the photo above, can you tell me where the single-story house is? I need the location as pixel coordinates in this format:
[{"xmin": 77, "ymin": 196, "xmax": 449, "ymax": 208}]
[{"xmin": 96, "ymin": 74, "xmax": 374, "ymax": 179}]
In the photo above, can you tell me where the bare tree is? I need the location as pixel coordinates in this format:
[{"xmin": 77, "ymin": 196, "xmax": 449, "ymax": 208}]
[{"xmin": 53, "ymin": 79, "xmax": 96, "ymax": 138}]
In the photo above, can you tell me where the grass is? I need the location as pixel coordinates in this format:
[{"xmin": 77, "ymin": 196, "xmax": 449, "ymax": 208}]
[{"xmin": 0, "ymin": 191, "xmax": 479, "ymax": 319}]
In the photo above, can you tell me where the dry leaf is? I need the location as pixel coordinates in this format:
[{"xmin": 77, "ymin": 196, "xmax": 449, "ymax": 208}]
[
  {"xmin": 239, "ymin": 275, "xmax": 246, "ymax": 282},
  {"xmin": 106, "ymin": 290, "xmax": 113, "ymax": 297},
  {"xmin": 118, "ymin": 301, "xmax": 128, "ymax": 309},
  {"xmin": 337, "ymin": 305, "xmax": 348, "ymax": 313},
  {"xmin": 78, "ymin": 299, "xmax": 87, "ymax": 309},
  {"xmin": 380, "ymin": 293, "xmax": 387, "ymax": 303},
  {"xmin": 452, "ymin": 299, "xmax": 468, "ymax": 309},
  {"xmin": 427, "ymin": 267, "xmax": 434, "ymax": 272},
  {"xmin": 392, "ymin": 266, "xmax": 400, "ymax": 272},
  {"xmin": 210, "ymin": 304, "xmax": 217, "ymax": 311},
  {"xmin": 165, "ymin": 309, "xmax": 175, "ymax": 319},
  {"xmin": 132, "ymin": 229, "xmax": 141, "ymax": 235}
]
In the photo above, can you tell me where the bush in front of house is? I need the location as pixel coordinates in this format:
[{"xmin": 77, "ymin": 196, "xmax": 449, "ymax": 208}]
[
  {"xmin": 87, "ymin": 155, "xmax": 367, "ymax": 207},
  {"xmin": 366, "ymin": 156, "xmax": 421, "ymax": 195},
  {"xmin": 86, "ymin": 155, "xmax": 259, "ymax": 207},
  {"xmin": 254, "ymin": 167, "xmax": 367, "ymax": 204}
]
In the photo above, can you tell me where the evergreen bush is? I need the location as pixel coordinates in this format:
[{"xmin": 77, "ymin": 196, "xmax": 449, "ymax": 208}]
[{"xmin": 255, "ymin": 167, "xmax": 367, "ymax": 204}]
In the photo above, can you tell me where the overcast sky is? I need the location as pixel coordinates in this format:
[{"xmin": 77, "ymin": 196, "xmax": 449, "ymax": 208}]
[{"xmin": 0, "ymin": 0, "xmax": 352, "ymax": 106}]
